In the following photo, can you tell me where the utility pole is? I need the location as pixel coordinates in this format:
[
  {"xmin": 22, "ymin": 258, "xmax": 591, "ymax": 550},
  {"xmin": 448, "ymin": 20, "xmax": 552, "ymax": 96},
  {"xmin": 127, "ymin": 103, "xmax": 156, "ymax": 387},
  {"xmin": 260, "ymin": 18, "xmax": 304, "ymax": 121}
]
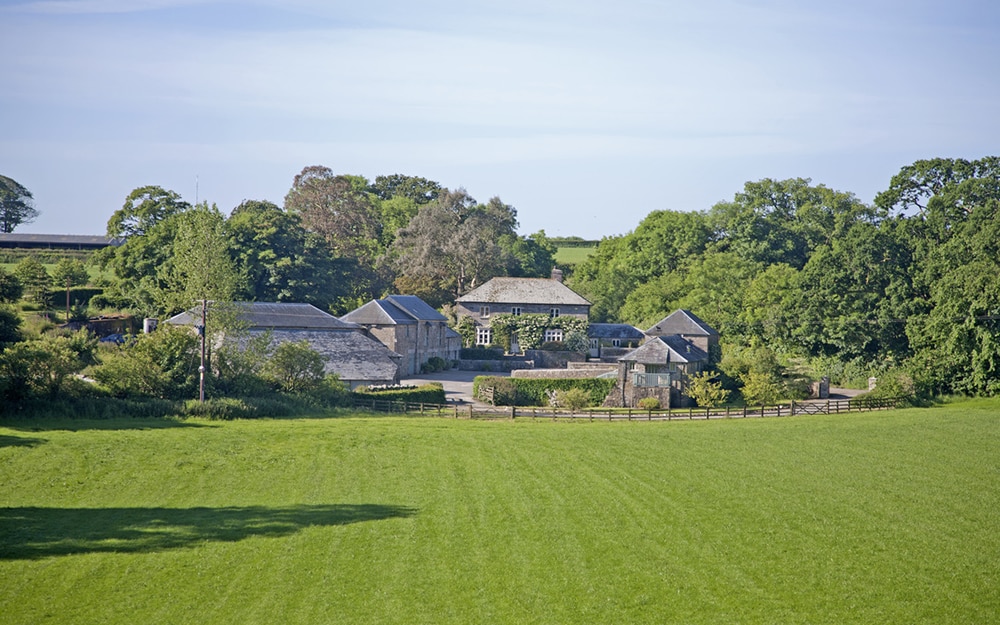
[{"xmin": 199, "ymin": 298, "xmax": 207, "ymax": 403}]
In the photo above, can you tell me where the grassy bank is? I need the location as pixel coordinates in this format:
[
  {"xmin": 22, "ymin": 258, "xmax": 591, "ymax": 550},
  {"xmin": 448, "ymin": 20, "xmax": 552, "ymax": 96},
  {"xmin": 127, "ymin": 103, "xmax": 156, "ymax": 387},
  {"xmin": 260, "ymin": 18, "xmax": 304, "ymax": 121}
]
[{"xmin": 2, "ymin": 400, "xmax": 998, "ymax": 624}]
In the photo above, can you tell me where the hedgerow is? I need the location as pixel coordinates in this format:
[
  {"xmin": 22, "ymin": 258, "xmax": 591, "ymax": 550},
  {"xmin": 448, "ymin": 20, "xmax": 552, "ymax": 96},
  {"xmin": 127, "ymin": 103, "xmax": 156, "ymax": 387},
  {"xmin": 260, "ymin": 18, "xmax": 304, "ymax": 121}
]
[{"xmin": 473, "ymin": 376, "xmax": 614, "ymax": 406}]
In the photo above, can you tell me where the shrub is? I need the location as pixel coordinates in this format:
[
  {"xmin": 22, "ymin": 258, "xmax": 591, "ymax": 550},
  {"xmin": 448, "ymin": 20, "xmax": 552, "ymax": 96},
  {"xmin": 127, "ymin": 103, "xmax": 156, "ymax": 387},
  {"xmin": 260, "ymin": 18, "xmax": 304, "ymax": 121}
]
[
  {"xmin": 473, "ymin": 376, "xmax": 615, "ymax": 407},
  {"xmin": 420, "ymin": 356, "xmax": 450, "ymax": 373},
  {"xmin": 685, "ymin": 371, "xmax": 730, "ymax": 407},
  {"xmin": 553, "ymin": 387, "xmax": 592, "ymax": 410},
  {"xmin": 637, "ymin": 397, "xmax": 661, "ymax": 410},
  {"xmin": 354, "ymin": 383, "xmax": 446, "ymax": 405},
  {"xmin": 739, "ymin": 370, "xmax": 784, "ymax": 406},
  {"xmin": 264, "ymin": 340, "xmax": 325, "ymax": 393},
  {"xmin": 182, "ymin": 398, "xmax": 257, "ymax": 420}
]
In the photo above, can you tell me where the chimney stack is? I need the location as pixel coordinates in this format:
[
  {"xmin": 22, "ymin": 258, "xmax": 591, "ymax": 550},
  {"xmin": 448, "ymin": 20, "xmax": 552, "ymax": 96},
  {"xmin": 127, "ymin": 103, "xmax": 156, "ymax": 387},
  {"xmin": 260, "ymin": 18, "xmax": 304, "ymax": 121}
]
[{"xmin": 551, "ymin": 267, "xmax": 564, "ymax": 282}]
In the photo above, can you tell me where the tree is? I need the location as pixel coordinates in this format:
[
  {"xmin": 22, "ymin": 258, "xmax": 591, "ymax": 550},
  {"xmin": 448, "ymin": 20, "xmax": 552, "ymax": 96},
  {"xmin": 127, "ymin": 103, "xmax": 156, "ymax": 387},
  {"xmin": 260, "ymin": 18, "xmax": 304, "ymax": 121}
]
[
  {"xmin": 165, "ymin": 203, "xmax": 241, "ymax": 312},
  {"xmin": 52, "ymin": 258, "xmax": 90, "ymax": 289},
  {"xmin": 107, "ymin": 185, "xmax": 190, "ymax": 238},
  {"xmin": 284, "ymin": 166, "xmax": 383, "ymax": 263},
  {"xmin": 0, "ymin": 334, "xmax": 83, "ymax": 399},
  {"xmin": 225, "ymin": 200, "xmax": 346, "ymax": 310},
  {"xmin": 0, "ymin": 175, "xmax": 38, "ymax": 233},
  {"xmin": 264, "ymin": 340, "xmax": 326, "ymax": 393},
  {"xmin": 0, "ymin": 267, "xmax": 23, "ymax": 303},
  {"xmin": 570, "ymin": 210, "xmax": 713, "ymax": 322},
  {"xmin": 13, "ymin": 256, "xmax": 51, "ymax": 305},
  {"xmin": 709, "ymin": 178, "xmax": 873, "ymax": 269},
  {"xmin": 685, "ymin": 371, "xmax": 730, "ymax": 407},
  {"xmin": 391, "ymin": 189, "xmax": 522, "ymax": 306},
  {"xmin": 0, "ymin": 304, "xmax": 22, "ymax": 348}
]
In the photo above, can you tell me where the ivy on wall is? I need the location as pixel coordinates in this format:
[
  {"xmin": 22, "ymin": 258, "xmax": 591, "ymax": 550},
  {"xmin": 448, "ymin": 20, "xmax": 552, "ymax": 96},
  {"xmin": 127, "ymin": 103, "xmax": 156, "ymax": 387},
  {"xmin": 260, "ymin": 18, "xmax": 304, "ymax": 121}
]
[{"xmin": 489, "ymin": 313, "xmax": 588, "ymax": 351}]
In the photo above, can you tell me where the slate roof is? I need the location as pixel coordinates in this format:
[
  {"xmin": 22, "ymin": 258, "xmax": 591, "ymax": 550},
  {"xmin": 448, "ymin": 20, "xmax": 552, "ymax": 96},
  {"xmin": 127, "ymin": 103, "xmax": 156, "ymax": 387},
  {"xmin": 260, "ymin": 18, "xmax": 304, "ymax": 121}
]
[
  {"xmin": 456, "ymin": 277, "xmax": 591, "ymax": 306},
  {"xmin": 167, "ymin": 302, "xmax": 359, "ymax": 331},
  {"xmin": 262, "ymin": 329, "xmax": 400, "ymax": 383},
  {"xmin": 587, "ymin": 323, "xmax": 645, "ymax": 340},
  {"xmin": 646, "ymin": 309, "xmax": 718, "ymax": 337},
  {"xmin": 619, "ymin": 335, "xmax": 709, "ymax": 365},
  {"xmin": 341, "ymin": 295, "xmax": 447, "ymax": 326}
]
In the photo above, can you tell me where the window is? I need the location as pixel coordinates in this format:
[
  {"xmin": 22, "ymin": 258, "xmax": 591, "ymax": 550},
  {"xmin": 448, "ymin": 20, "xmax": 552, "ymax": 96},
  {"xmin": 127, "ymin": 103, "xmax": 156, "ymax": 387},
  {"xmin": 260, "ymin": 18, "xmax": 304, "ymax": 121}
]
[
  {"xmin": 550, "ymin": 308, "xmax": 560, "ymax": 318},
  {"xmin": 511, "ymin": 306, "xmax": 523, "ymax": 316},
  {"xmin": 476, "ymin": 327, "xmax": 492, "ymax": 346},
  {"xmin": 589, "ymin": 338, "xmax": 599, "ymax": 350},
  {"xmin": 480, "ymin": 306, "xmax": 490, "ymax": 318},
  {"xmin": 612, "ymin": 339, "xmax": 621, "ymax": 347},
  {"xmin": 544, "ymin": 328, "xmax": 563, "ymax": 343}
]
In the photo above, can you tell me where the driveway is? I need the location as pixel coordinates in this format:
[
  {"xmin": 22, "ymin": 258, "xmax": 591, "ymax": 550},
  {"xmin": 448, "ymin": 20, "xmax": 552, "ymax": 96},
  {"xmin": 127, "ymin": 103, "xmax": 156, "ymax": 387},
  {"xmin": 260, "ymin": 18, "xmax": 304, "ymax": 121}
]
[{"xmin": 401, "ymin": 369, "xmax": 507, "ymax": 404}]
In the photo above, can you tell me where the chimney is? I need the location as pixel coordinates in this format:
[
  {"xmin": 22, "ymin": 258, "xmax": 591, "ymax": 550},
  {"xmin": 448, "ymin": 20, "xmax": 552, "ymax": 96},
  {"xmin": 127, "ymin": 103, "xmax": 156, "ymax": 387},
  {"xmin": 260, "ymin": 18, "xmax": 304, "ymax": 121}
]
[{"xmin": 551, "ymin": 267, "xmax": 564, "ymax": 282}]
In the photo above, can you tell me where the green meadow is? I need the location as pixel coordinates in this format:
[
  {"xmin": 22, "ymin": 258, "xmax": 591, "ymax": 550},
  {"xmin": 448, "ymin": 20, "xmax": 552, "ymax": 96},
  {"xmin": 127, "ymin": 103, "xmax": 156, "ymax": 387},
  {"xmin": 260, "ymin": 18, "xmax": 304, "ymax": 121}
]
[
  {"xmin": 2, "ymin": 401, "xmax": 998, "ymax": 624},
  {"xmin": 553, "ymin": 245, "xmax": 596, "ymax": 266}
]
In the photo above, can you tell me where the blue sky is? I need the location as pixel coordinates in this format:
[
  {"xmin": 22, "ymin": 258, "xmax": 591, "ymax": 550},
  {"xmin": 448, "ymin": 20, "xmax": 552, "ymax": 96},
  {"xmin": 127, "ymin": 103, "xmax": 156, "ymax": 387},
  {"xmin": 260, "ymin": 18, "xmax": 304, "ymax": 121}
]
[{"xmin": 2, "ymin": 0, "xmax": 998, "ymax": 239}]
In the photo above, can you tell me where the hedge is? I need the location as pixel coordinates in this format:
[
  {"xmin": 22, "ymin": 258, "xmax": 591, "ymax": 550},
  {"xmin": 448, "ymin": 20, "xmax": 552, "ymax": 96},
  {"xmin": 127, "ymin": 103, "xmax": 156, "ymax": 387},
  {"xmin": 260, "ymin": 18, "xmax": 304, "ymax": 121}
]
[
  {"xmin": 352, "ymin": 383, "xmax": 447, "ymax": 405},
  {"xmin": 472, "ymin": 376, "xmax": 615, "ymax": 407}
]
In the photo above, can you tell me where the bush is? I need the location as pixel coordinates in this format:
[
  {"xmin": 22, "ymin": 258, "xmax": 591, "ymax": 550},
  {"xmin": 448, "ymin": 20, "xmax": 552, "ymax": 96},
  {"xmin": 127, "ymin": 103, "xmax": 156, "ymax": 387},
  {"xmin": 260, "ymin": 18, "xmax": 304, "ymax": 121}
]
[
  {"xmin": 858, "ymin": 369, "xmax": 916, "ymax": 403},
  {"xmin": 685, "ymin": 371, "xmax": 730, "ymax": 407},
  {"xmin": 182, "ymin": 398, "xmax": 257, "ymax": 420},
  {"xmin": 473, "ymin": 376, "xmax": 615, "ymax": 407},
  {"xmin": 353, "ymin": 383, "xmax": 446, "ymax": 405},
  {"xmin": 420, "ymin": 356, "xmax": 451, "ymax": 373},
  {"xmin": 552, "ymin": 387, "xmax": 592, "ymax": 410},
  {"xmin": 264, "ymin": 340, "xmax": 325, "ymax": 393},
  {"xmin": 637, "ymin": 397, "xmax": 661, "ymax": 410}
]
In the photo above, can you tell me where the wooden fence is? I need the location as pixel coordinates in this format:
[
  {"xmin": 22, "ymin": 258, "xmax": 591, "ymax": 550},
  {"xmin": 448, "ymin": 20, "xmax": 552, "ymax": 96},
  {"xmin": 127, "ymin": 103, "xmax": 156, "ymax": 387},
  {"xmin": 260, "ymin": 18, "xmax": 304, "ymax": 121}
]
[{"xmin": 350, "ymin": 396, "xmax": 908, "ymax": 421}]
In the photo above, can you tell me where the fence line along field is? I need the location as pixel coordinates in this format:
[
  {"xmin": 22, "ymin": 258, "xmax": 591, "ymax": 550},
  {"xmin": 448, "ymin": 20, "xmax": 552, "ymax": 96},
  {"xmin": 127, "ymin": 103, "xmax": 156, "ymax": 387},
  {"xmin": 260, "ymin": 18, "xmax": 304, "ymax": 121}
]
[{"xmin": 1, "ymin": 399, "xmax": 998, "ymax": 624}]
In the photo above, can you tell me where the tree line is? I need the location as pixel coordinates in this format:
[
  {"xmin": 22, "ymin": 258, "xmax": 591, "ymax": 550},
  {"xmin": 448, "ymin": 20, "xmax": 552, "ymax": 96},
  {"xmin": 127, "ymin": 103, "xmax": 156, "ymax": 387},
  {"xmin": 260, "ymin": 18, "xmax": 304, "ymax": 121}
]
[
  {"xmin": 568, "ymin": 157, "xmax": 1000, "ymax": 397},
  {"xmin": 92, "ymin": 166, "xmax": 556, "ymax": 317}
]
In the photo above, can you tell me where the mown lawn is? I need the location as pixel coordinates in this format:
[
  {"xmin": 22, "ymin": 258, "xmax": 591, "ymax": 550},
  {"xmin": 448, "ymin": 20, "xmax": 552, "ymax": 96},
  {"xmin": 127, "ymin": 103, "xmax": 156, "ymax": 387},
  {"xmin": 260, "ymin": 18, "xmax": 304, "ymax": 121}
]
[{"xmin": 1, "ymin": 400, "xmax": 998, "ymax": 624}]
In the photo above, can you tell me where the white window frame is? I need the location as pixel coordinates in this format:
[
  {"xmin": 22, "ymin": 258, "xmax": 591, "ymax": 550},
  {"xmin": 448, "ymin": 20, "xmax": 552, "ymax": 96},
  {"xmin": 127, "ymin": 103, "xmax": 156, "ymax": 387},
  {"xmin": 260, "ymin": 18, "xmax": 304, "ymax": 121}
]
[
  {"xmin": 476, "ymin": 327, "xmax": 493, "ymax": 346},
  {"xmin": 544, "ymin": 328, "xmax": 564, "ymax": 343},
  {"xmin": 511, "ymin": 306, "xmax": 523, "ymax": 316},
  {"xmin": 550, "ymin": 308, "xmax": 560, "ymax": 318},
  {"xmin": 480, "ymin": 306, "xmax": 490, "ymax": 318}
]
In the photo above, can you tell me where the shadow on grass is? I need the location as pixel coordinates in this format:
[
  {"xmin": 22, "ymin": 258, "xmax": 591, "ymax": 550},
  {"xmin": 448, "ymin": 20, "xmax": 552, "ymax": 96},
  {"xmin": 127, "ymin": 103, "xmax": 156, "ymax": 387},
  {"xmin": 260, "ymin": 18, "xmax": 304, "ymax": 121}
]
[
  {"xmin": 0, "ymin": 434, "xmax": 46, "ymax": 449},
  {"xmin": 0, "ymin": 503, "xmax": 417, "ymax": 560},
  {"xmin": 0, "ymin": 418, "xmax": 209, "ymax": 433}
]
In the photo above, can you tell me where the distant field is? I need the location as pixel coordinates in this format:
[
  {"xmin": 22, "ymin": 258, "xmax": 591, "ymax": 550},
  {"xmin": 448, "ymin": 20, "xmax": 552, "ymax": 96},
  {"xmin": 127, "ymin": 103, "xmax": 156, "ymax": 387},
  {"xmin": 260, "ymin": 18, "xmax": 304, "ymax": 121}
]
[
  {"xmin": 2, "ymin": 401, "xmax": 999, "ymax": 624},
  {"xmin": 0, "ymin": 262, "xmax": 106, "ymax": 285},
  {"xmin": 554, "ymin": 245, "xmax": 596, "ymax": 265}
]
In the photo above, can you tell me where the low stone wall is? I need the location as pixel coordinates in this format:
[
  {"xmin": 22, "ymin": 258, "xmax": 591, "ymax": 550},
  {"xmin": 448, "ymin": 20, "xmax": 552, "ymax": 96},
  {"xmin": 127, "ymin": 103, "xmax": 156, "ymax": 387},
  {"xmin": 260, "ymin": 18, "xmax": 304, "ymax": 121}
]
[
  {"xmin": 512, "ymin": 368, "xmax": 609, "ymax": 379},
  {"xmin": 455, "ymin": 359, "xmax": 534, "ymax": 372},
  {"xmin": 523, "ymin": 349, "xmax": 586, "ymax": 369}
]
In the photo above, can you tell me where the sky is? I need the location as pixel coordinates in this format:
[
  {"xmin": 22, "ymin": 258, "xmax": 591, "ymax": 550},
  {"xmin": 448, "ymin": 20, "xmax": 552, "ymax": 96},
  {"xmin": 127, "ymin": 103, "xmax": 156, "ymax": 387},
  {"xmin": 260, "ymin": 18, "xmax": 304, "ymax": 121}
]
[{"xmin": 1, "ymin": 0, "xmax": 998, "ymax": 240}]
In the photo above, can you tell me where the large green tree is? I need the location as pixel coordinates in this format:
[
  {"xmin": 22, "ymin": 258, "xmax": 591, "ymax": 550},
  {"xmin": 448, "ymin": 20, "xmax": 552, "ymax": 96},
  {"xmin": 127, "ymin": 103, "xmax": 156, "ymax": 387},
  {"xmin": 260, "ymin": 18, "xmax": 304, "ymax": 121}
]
[
  {"xmin": 570, "ymin": 210, "xmax": 713, "ymax": 322},
  {"xmin": 225, "ymin": 200, "xmax": 347, "ymax": 310},
  {"xmin": 0, "ymin": 175, "xmax": 38, "ymax": 233},
  {"xmin": 879, "ymin": 157, "xmax": 1000, "ymax": 394},
  {"xmin": 391, "ymin": 189, "xmax": 522, "ymax": 307},
  {"xmin": 107, "ymin": 185, "xmax": 190, "ymax": 238},
  {"xmin": 708, "ymin": 178, "xmax": 873, "ymax": 269}
]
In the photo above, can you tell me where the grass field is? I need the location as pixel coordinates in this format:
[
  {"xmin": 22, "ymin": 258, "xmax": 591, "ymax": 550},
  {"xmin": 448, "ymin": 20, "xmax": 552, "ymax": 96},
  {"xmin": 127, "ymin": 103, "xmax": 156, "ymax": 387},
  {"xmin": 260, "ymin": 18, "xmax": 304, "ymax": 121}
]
[
  {"xmin": 554, "ymin": 245, "xmax": 596, "ymax": 265},
  {"xmin": 2, "ymin": 401, "xmax": 998, "ymax": 624}
]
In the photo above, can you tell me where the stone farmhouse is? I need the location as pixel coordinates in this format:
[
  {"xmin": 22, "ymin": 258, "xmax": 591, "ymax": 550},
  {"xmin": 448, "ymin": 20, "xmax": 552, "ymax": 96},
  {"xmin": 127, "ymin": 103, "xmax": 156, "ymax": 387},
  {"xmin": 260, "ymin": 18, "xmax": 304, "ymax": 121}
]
[
  {"xmin": 341, "ymin": 295, "xmax": 461, "ymax": 376},
  {"xmin": 166, "ymin": 302, "xmax": 402, "ymax": 389},
  {"xmin": 455, "ymin": 270, "xmax": 591, "ymax": 348},
  {"xmin": 604, "ymin": 310, "xmax": 719, "ymax": 408}
]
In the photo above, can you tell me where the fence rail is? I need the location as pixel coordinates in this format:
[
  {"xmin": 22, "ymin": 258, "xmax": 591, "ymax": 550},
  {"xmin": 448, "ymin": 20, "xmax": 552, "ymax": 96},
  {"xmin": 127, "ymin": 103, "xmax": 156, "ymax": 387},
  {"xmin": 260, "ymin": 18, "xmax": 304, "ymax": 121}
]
[{"xmin": 351, "ymin": 396, "xmax": 908, "ymax": 421}]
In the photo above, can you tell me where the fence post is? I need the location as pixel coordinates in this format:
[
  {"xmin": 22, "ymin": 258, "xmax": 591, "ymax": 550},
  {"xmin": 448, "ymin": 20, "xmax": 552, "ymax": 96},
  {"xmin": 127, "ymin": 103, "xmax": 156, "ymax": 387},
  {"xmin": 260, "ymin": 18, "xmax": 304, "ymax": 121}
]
[
  {"xmin": 511, "ymin": 406, "xmax": 516, "ymax": 420},
  {"xmin": 791, "ymin": 400, "xmax": 796, "ymax": 416},
  {"xmin": 743, "ymin": 405, "xmax": 747, "ymax": 418}
]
